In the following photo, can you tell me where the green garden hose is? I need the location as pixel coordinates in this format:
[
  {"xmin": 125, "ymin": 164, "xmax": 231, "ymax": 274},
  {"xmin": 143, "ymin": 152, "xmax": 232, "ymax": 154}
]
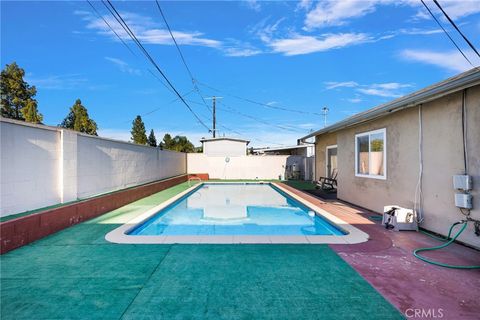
[
  {"xmin": 419, "ymin": 222, "xmax": 461, "ymax": 242},
  {"xmin": 413, "ymin": 221, "xmax": 480, "ymax": 269}
]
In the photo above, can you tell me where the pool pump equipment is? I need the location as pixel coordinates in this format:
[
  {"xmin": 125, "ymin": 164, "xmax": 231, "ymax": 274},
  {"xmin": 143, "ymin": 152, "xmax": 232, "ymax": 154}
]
[{"xmin": 382, "ymin": 205, "xmax": 417, "ymax": 231}]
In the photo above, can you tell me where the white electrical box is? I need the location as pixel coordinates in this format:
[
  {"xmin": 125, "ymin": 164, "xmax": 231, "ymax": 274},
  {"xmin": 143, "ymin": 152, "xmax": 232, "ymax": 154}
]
[
  {"xmin": 455, "ymin": 193, "xmax": 472, "ymax": 209},
  {"xmin": 453, "ymin": 175, "xmax": 472, "ymax": 191}
]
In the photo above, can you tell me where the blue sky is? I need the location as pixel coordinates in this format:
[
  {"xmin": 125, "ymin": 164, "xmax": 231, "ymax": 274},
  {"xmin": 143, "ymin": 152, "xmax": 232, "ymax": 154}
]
[{"xmin": 2, "ymin": 0, "xmax": 480, "ymax": 147}]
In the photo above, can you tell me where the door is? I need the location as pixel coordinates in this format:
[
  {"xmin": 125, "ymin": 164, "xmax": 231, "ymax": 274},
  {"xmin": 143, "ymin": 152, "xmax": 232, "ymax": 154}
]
[{"xmin": 326, "ymin": 145, "xmax": 337, "ymax": 178}]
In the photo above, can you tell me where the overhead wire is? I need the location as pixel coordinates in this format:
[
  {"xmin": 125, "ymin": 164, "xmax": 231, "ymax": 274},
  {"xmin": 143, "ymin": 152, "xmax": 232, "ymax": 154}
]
[
  {"xmin": 86, "ymin": 0, "xmax": 137, "ymax": 57},
  {"xmin": 197, "ymin": 81, "xmax": 325, "ymax": 117},
  {"xmin": 419, "ymin": 0, "xmax": 474, "ymax": 67},
  {"xmin": 154, "ymin": 0, "xmax": 211, "ymax": 112},
  {"xmin": 102, "ymin": 0, "xmax": 211, "ymax": 132},
  {"xmin": 87, "ymin": 1, "xmax": 187, "ymax": 98},
  {"xmin": 181, "ymin": 99, "xmax": 290, "ymax": 145},
  {"xmin": 216, "ymin": 101, "xmax": 307, "ymax": 133},
  {"xmin": 432, "ymin": 0, "xmax": 480, "ymax": 59},
  {"xmin": 86, "ymin": 1, "xmax": 311, "ymax": 142}
]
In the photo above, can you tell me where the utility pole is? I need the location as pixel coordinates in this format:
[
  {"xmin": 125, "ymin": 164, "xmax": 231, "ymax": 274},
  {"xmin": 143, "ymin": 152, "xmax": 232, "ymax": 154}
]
[
  {"xmin": 206, "ymin": 96, "xmax": 223, "ymax": 138},
  {"xmin": 322, "ymin": 106, "xmax": 329, "ymax": 128},
  {"xmin": 212, "ymin": 96, "xmax": 216, "ymax": 138}
]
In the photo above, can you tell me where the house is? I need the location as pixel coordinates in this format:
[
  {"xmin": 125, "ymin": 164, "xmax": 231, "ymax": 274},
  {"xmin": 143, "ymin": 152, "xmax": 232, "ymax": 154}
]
[
  {"xmin": 200, "ymin": 137, "xmax": 250, "ymax": 157},
  {"xmin": 299, "ymin": 68, "xmax": 480, "ymax": 248}
]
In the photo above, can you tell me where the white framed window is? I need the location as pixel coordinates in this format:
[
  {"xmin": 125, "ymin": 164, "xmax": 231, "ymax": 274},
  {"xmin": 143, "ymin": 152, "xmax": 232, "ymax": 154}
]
[{"xmin": 355, "ymin": 128, "xmax": 386, "ymax": 180}]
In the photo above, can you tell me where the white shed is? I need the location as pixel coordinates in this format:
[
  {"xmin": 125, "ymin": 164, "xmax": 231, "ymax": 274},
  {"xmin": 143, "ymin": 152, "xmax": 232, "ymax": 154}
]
[{"xmin": 200, "ymin": 137, "xmax": 250, "ymax": 157}]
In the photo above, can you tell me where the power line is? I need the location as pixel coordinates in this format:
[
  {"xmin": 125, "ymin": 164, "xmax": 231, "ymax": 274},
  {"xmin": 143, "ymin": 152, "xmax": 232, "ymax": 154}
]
[
  {"xmin": 154, "ymin": 0, "xmax": 211, "ymax": 113},
  {"xmin": 130, "ymin": 89, "xmax": 196, "ymax": 122},
  {"xmin": 87, "ymin": 1, "xmax": 185, "ymax": 98},
  {"xmin": 419, "ymin": 0, "xmax": 474, "ymax": 67},
  {"xmin": 102, "ymin": 0, "xmax": 211, "ymax": 132},
  {"xmin": 86, "ymin": 0, "xmax": 137, "ymax": 57},
  {"xmin": 432, "ymin": 0, "xmax": 480, "ymax": 59},
  {"xmin": 183, "ymin": 98, "xmax": 301, "ymax": 140},
  {"xmin": 197, "ymin": 81, "xmax": 325, "ymax": 117},
  {"xmin": 86, "ymin": 1, "xmax": 293, "ymax": 146},
  {"xmin": 216, "ymin": 101, "xmax": 306, "ymax": 133}
]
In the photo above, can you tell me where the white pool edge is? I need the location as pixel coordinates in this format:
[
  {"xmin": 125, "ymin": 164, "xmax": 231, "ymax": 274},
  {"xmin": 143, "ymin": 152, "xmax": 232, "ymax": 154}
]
[{"xmin": 105, "ymin": 182, "xmax": 369, "ymax": 244}]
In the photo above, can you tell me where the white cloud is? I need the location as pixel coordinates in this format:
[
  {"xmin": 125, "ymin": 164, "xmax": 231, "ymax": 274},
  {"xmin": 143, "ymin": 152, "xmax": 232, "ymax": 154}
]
[
  {"xmin": 76, "ymin": 10, "xmax": 221, "ymax": 48},
  {"xmin": 325, "ymin": 80, "xmax": 413, "ymax": 98},
  {"xmin": 347, "ymin": 98, "xmax": 363, "ymax": 103},
  {"xmin": 411, "ymin": 0, "xmax": 480, "ymax": 21},
  {"xmin": 223, "ymin": 47, "xmax": 262, "ymax": 57},
  {"xmin": 304, "ymin": 0, "xmax": 380, "ymax": 29},
  {"xmin": 357, "ymin": 83, "xmax": 413, "ymax": 98},
  {"xmin": 400, "ymin": 49, "xmax": 477, "ymax": 72},
  {"xmin": 222, "ymin": 39, "xmax": 263, "ymax": 57},
  {"xmin": 296, "ymin": 0, "xmax": 314, "ymax": 11},
  {"xmin": 244, "ymin": 0, "xmax": 261, "ymax": 12},
  {"xmin": 357, "ymin": 88, "xmax": 398, "ymax": 98},
  {"xmin": 105, "ymin": 57, "xmax": 141, "ymax": 75},
  {"xmin": 267, "ymin": 33, "xmax": 372, "ymax": 56},
  {"xmin": 372, "ymin": 82, "xmax": 412, "ymax": 90},
  {"xmin": 304, "ymin": 0, "xmax": 480, "ymax": 30},
  {"xmin": 26, "ymin": 74, "xmax": 88, "ymax": 90},
  {"xmin": 324, "ymin": 81, "xmax": 359, "ymax": 89},
  {"xmin": 253, "ymin": 17, "xmax": 286, "ymax": 43},
  {"xmin": 77, "ymin": 10, "xmax": 266, "ymax": 58}
]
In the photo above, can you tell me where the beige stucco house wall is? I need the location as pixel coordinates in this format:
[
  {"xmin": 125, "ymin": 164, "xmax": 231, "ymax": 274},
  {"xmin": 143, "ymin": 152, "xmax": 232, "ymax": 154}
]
[{"xmin": 313, "ymin": 84, "xmax": 480, "ymax": 248}]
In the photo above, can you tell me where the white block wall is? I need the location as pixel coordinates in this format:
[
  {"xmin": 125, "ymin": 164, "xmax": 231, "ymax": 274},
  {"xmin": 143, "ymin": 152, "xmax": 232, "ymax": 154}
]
[
  {"xmin": 0, "ymin": 119, "xmax": 187, "ymax": 217},
  {"xmin": 187, "ymin": 153, "xmax": 305, "ymax": 180},
  {"xmin": 77, "ymin": 135, "xmax": 186, "ymax": 198},
  {"xmin": 1, "ymin": 120, "xmax": 61, "ymax": 216}
]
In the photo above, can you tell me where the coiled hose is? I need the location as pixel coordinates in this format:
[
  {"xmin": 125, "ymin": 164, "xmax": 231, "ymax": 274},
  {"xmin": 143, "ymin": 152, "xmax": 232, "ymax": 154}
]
[{"xmin": 413, "ymin": 221, "xmax": 480, "ymax": 269}]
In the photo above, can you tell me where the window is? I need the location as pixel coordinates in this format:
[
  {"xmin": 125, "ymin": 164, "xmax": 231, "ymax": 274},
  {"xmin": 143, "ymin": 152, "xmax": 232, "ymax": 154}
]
[{"xmin": 355, "ymin": 128, "xmax": 386, "ymax": 179}]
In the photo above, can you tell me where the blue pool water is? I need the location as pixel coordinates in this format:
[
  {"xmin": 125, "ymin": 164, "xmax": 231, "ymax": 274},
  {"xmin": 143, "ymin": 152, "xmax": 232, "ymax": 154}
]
[{"xmin": 129, "ymin": 183, "xmax": 346, "ymax": 236}]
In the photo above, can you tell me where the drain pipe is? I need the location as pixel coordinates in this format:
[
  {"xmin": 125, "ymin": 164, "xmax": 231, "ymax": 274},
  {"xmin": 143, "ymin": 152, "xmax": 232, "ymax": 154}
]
[{"xmin": 414, "ymin": 104, "xmax": 424, "ymax": 224}]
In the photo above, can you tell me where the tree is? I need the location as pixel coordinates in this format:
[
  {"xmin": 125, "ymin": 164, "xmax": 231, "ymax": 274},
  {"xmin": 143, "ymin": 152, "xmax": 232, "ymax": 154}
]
[
  {"xmin": 159, "ymin": 133, "xmax": 173, "ymax": 150},
  {"xmin": 172, "ymin": 136, "xmax": 195, "ymax": 152},
  {"xmin": 131, "ymin": 115, "xmax": 147, "ymax": 145},
  {"xmin": 160, "ymin": 133, "xmax": 195, "ymax": 152},
  {"xmin": 147, "ymin": 129, "xmax": 157, "ymax": 147},
  {"xmin": 0, "ymin": 62, "xmax": 43, "ymax": 123},
  {"xmin": 60, "ymin": 99, "xmax": 98, "ymax": 135},
  {"xmin": 22, "ymin": 100, "xmax": 43, "ymax": 123}
]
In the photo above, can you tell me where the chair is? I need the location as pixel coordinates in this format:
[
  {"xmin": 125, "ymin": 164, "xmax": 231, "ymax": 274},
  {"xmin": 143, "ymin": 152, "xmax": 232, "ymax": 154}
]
[{"xmin": 317, "ymin": 169, "xmax": 338, "ymax": 192}]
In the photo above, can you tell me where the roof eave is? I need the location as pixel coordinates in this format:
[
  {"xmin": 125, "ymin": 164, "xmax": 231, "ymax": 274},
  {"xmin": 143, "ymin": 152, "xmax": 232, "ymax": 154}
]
[{"xmin": 300, "ymin": 67, "xmax": 480, "ymax": 141}]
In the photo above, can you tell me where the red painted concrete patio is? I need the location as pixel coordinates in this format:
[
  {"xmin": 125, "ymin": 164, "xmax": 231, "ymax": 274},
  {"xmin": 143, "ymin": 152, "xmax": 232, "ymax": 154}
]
[{"xmin": 281, "ymin": 183, "xmax": 480, "ymax": 320}]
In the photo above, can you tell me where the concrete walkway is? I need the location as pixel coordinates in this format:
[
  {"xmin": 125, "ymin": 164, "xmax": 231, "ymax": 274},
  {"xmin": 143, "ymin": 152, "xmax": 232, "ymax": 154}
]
[{"xmin": 281, "ymin": 183, "xmax": 480, "ymax": 320}]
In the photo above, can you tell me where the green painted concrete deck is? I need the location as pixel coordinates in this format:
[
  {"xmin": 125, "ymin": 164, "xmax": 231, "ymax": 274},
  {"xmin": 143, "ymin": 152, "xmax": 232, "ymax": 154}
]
[{"xmin": 0, "ymin": 182, "xmax": 403, "ymax": 319}]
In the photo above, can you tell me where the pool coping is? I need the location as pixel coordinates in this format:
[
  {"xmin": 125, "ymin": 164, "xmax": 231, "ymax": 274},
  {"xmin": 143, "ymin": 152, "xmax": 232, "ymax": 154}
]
[{"xmin": 105, "ymin": 182, "xmax": 369, "ymax": 244}]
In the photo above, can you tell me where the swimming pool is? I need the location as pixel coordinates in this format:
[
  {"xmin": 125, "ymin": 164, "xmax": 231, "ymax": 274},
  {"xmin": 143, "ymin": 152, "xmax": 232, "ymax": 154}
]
[
  {"xmin": 130, "ymin": 183, "xmax": 345, "ymax": 236},
  {"xmin": 106, "ymin": 182, "xmax": 369, "ymax": 244}
]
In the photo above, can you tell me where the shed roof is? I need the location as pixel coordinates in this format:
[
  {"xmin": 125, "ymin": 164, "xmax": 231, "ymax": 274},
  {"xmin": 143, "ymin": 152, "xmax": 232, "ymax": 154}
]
[{"xmin": 200, "ymin": 137, "xmax": 250, "ymax": 145}]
